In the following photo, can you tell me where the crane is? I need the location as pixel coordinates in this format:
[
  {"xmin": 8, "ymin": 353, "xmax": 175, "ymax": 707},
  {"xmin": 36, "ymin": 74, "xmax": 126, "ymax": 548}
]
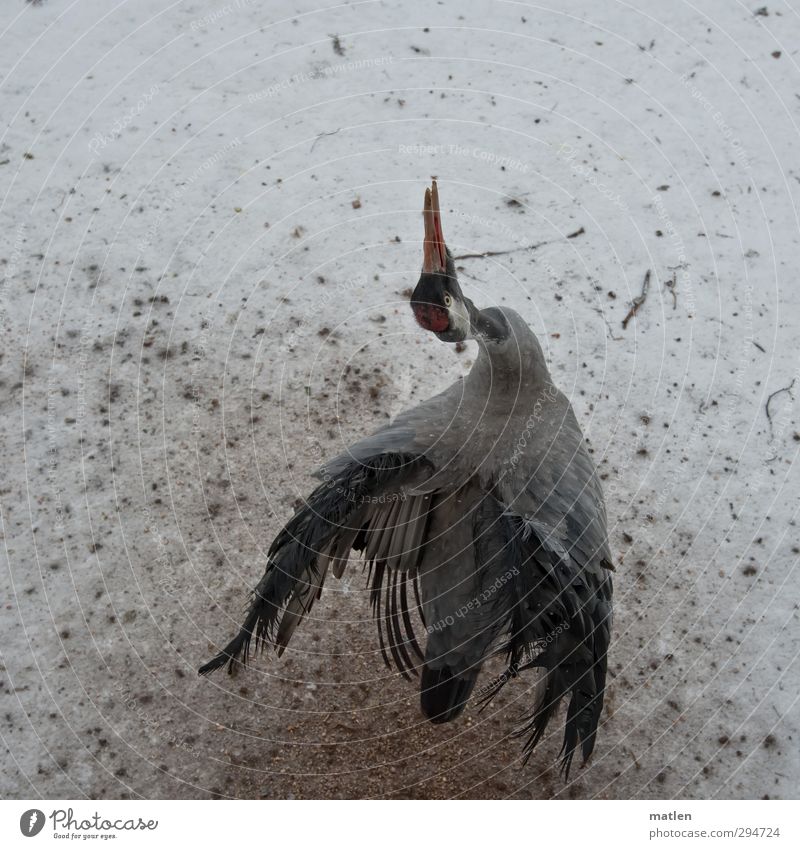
[{"xmin": 199, "ymin": 180, "xmax": 614, "ymax": 776}]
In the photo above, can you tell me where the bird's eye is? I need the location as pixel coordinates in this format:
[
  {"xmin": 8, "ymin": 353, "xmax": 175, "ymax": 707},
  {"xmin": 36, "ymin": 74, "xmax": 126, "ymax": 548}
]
[{"xmin": 443, "ymin": 293, "xmax": 453, "ymax": 308}]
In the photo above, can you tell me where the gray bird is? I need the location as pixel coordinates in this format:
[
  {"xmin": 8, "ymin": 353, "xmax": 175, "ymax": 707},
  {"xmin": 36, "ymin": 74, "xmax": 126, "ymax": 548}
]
[{"xmin": 199, "ymin": 180, "xmax": 613, "ymax": 775}]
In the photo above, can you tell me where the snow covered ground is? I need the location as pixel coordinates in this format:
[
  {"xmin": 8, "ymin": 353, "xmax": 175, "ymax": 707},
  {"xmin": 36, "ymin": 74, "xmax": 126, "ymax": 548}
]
[{"xmin": 1, "ymin": 0, "xmax": 798, "ymax": 800}]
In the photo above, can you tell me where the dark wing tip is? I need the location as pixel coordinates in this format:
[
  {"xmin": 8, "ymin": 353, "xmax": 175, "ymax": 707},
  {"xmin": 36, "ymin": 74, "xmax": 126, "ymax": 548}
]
[
  {"xmin": 197, "ymin": 654, "xmax": 228, "ymax": 677},
  {"xmin": 198, "ymin": 630, "xmax": 252, "ymax": 676},
  {"xmin": 560, "ymin": 749, "xmax": 577, "ymax": 781}
]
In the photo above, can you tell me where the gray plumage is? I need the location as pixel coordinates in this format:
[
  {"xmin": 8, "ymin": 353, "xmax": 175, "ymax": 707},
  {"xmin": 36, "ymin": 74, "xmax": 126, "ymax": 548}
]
[{"xmin": 199, "ymin": 181, "xmax": 613, "ymax": 777}]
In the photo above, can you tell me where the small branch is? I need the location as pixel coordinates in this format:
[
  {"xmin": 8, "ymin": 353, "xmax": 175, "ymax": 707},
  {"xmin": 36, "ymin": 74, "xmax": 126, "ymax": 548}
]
[
  {"xmin": 310, "ymin": 128, "xmax": 340, "ymax": 152},
  {"xmin": 453, "ymin": 239, "xmax": 549, "ymax": 261},
  {"xmin": 453, "ymin": 226, "xmax": 584, "ymax": 262},
  {"xmin": 665, "ymin": 272, "xmax": 677, "ymax": 310},
  {"xmin": 622, "ymin": 270, "xmax": 651, "ymax": 330},
  {"xmin": 765, "ymin": 378, "xmax": 795, "ymax": 440},
  {"xmin": 593, "ymin": 307, "xmax": 622, "ymax": 341}
]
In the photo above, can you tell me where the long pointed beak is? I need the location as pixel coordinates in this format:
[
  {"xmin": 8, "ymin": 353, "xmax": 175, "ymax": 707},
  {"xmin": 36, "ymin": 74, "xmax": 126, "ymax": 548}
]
[{"xmin": 422, "ymin": 179, "xmax": 447, "ymax": 274}]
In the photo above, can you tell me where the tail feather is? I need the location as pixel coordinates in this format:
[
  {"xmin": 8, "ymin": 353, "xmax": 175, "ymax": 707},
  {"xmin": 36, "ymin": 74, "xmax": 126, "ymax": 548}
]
[
  {"xmin": 469, "ymin": 497, "xmax": 613, "ymax": 778},
  {"xmin": 557, "ymin": 666, "xmax": 596, "ymax": 778},
  {"xmin": 517, "ymin": 595, "xmax": 611, "ymax": 778},
  {"xmin": 197, "ymin": 598, "xmax": 272, "ymax": 676},
  {"xmin": 420, "ymin": 664, "xmax": 479, "ymax": 723}
]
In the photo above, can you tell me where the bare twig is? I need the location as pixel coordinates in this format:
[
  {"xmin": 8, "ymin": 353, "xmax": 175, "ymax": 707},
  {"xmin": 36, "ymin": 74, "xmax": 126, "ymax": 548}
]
[
  {"xmin": 593, "ymin": 307, "xmax": 622, "ymax": 341},
  {"xmin": 765, "ymin": 378, "xmax": 795, "ymax": 440},
  {"xmin": 452, "ymin": 225, "xmax": 585, "ymax": 262},
  {"xmin": 622, "ymin": 270, "xmax": 651, "ymax": 330},
  {"xmin": 665, "ymin": 272, "xmax": 677, "ymax": 310},
  {"xmin": 453, "ymin": 239, "xmax": 549, "ymax": 261},
  {"xmin": 310, "ymin": 128, "xmax": 341, "ymax": 152}
]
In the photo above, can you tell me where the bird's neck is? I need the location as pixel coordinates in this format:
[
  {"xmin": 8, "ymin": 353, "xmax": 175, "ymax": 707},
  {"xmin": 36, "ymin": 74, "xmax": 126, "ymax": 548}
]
[
  {"xmin": 464, "ymin": 304, "xmax": 552, "ymax": 400},
  {"xmin": 464, "ymin": 297, "xmax": 506, "ymax": 342}
]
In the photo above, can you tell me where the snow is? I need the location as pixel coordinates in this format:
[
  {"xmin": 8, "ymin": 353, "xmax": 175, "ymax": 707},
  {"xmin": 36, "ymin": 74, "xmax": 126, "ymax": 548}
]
[{"xmin": 1, "ymin": 0, "xmax": 798, "ymax": 799}]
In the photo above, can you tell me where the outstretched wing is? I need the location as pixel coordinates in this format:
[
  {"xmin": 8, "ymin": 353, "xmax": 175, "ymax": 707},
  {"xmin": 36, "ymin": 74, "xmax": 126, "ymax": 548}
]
[{"xmin": 198, "ymin": 452, "xmax": 433, "ymax": 675}]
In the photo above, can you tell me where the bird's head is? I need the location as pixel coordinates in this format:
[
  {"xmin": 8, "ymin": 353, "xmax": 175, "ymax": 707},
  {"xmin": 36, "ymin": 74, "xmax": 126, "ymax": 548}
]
[
  {"xmin": 410, "ymin": 180, "xmax": 472, "ymax": 344},
  {"xmin": 410, "ymin": 180, "xmax": 507, "ymax": 345}
]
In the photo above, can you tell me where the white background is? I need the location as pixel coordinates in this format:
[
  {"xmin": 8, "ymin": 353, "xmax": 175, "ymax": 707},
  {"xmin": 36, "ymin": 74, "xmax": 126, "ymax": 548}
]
[
  {"xmin": 1, "ymin": 800, "xmax": 798, "ymax": 846},
  {"xmin": 0, "ymin": 0, "xmax": 798, "ymax": 799}
]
